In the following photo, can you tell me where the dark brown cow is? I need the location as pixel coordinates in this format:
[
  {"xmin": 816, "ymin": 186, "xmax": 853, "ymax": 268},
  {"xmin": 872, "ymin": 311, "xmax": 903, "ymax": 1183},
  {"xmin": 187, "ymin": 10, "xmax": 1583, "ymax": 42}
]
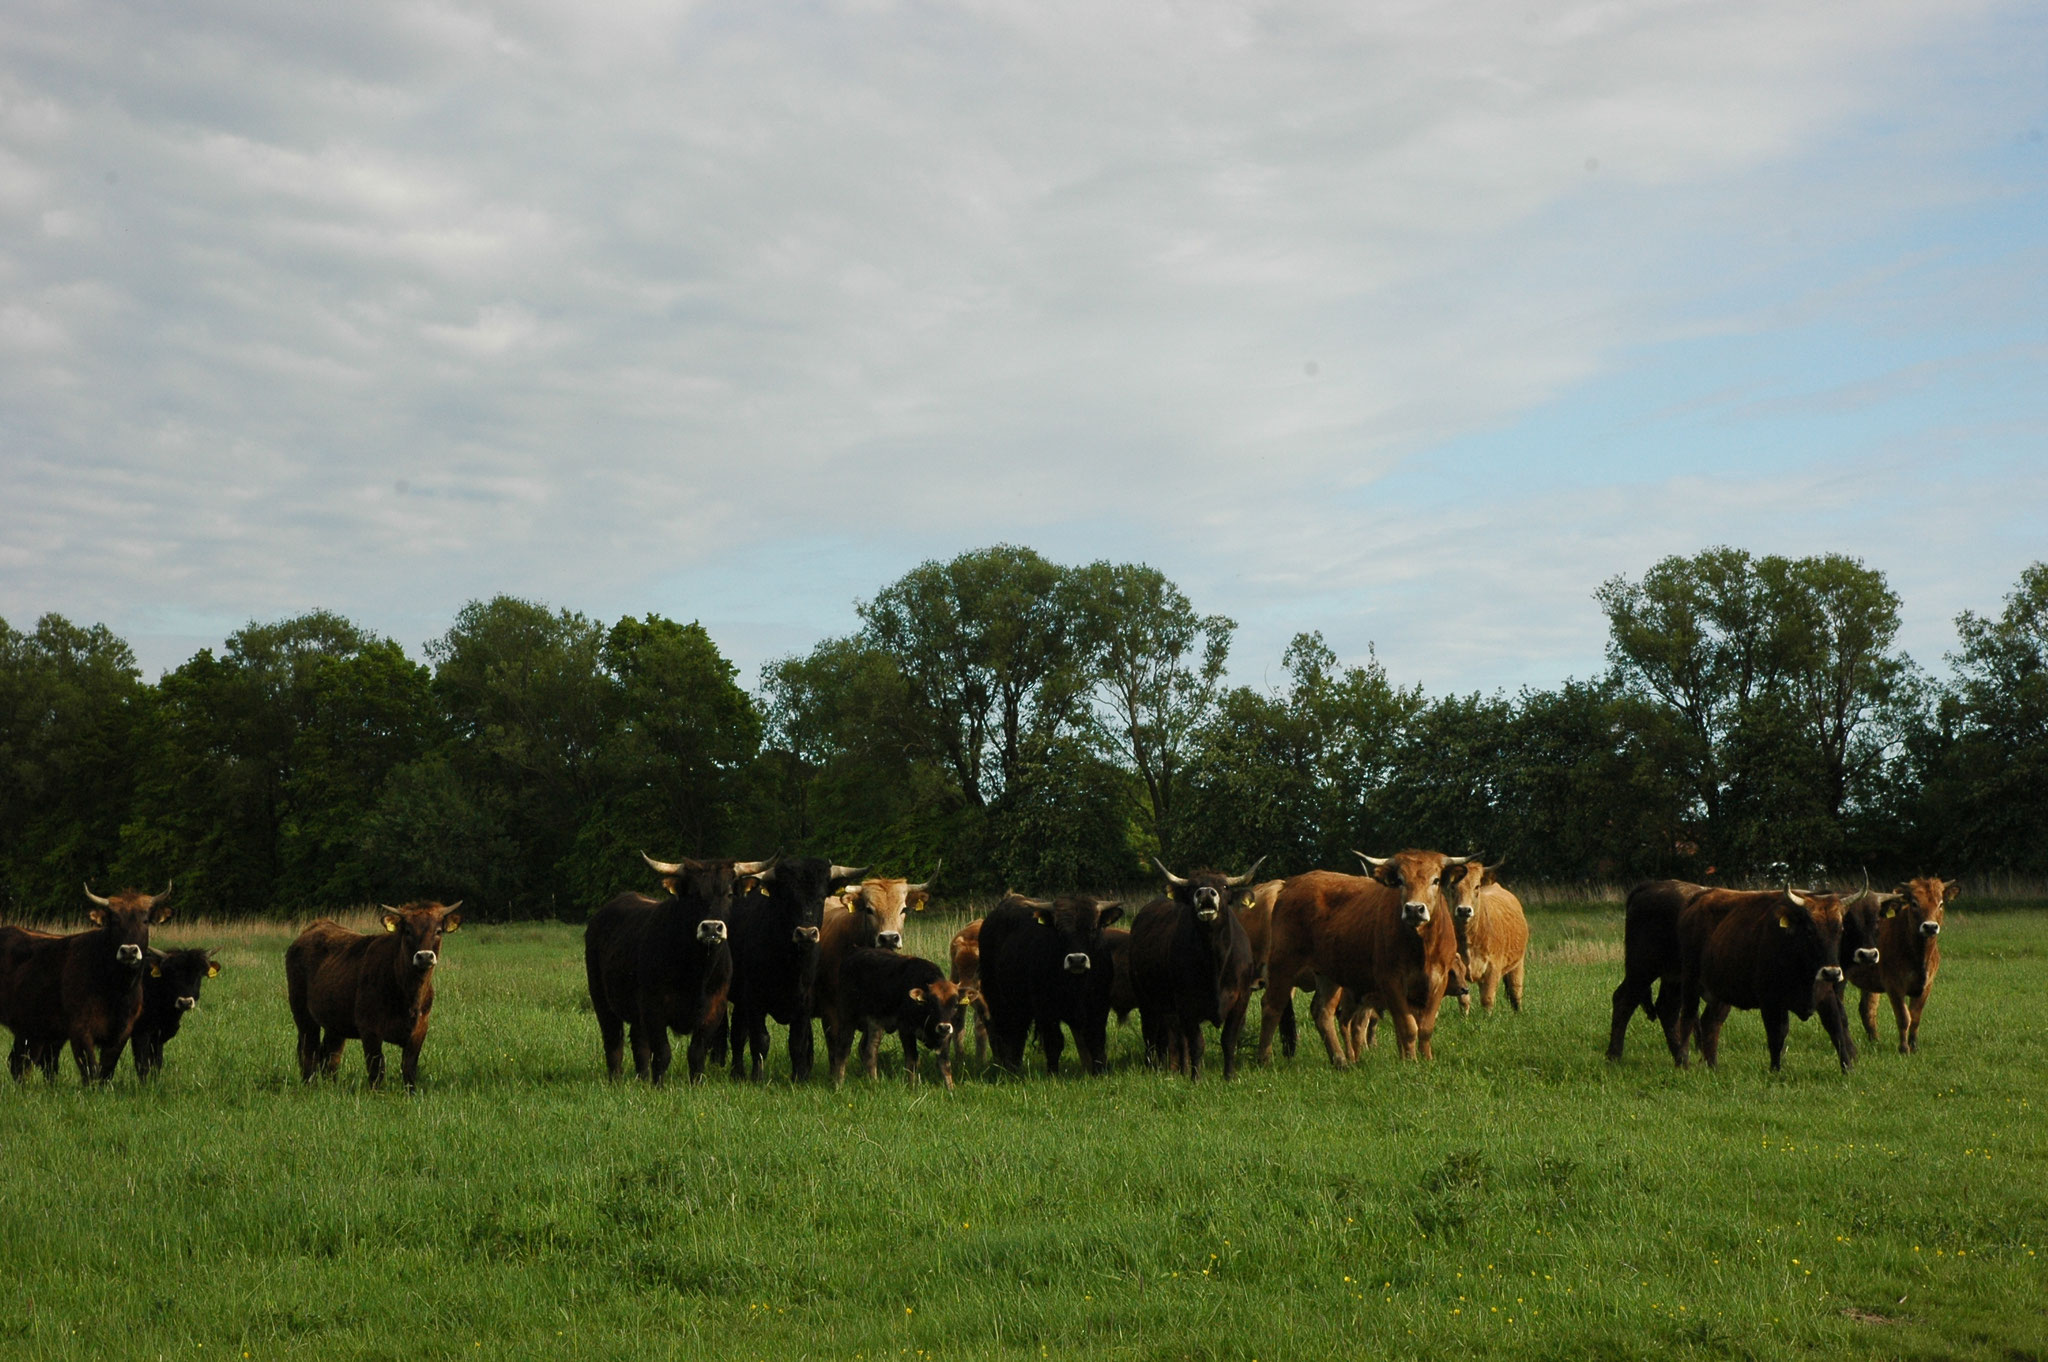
[
  {"xmin": 826, "ymin": 947, "xmax": 972, "ymax": 1090},
  {"xmin": 1255, "ymin": 850, "xmax": 1470, "ymax": 1064},
  {"xmin": 1676, "ymin": 887, "xmax": 1856, "ymax": 1072},
  {"xmin": 1844, "ymin": 876, "xmax": 1953, "ymax": 1054},
  {"xmin": 1606, "ymin": 879, "xmax": 1712, "ymax": 1062},
  {"xmin": 286, "ymin": 901, "xmax": 462, "ymax": 1091},
  {"xmin": 1104, "ymin": 926, "xmax": 1136, "ymax": 1025},
  {"xmin": 1, "ymin": 884, "xmax": 173, "ymax": 1083},
  {"xmin": 130, "ymin": 948, "xmax": 222, "ymax": 1079}
]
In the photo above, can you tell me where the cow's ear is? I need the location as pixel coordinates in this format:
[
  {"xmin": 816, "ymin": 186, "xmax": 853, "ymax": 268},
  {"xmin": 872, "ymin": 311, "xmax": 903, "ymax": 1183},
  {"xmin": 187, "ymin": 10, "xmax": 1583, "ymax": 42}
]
[
  {"xmin": 381, "ymin": 909, "xmax": 403, "ymax": 933},
  {"xmin": 1941, "ymin": 881, "xmax": 1961, "ymax": 903},
  {"xmin": 1882, "ymin": 905, "xmax": 1896, "ymax": 919},
  {"xmin": 206, "ymin": 960, "xmax": 222, "ymax": 978},
  {"xmin": 149, "ymin": 901, "xmax": 175, "ymax": 925},
  {"xmin": 1098, "ymin": 906, "xmax": 1123, "ymax": 929},
  {"xmin": 87, "ymin": 907, "xmax": 107, "ymax": 927},
  {"xmin": 441, "ymin": 912, "xmax": 462, "ymax": 933},
  {"xmin": 1776, "ymin": 911, "xmax": 1792, "ymax": 930},
  {"xmin": 909, "ymin": 987, "xmax": 926, "ymax": 1003},
  {"xmin": 1034, "ymin": 909, "xmax": 1056, "ymax": 926},
  {"xmin": 149, "ymin": 961, "xmax": 163, "ymax": 977}
]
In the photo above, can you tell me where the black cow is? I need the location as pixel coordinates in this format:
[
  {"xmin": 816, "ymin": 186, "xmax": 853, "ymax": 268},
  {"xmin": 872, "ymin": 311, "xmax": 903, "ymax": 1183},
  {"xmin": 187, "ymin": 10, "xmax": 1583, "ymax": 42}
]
[
  {"xmin": 2, "ymin": 884, "xmax": 173, "ymax": 1083},
  {"xmin": 826, "ymin": 948, "xmax": 971, "ymax": 1090},
  {"xmin": 584, "ymin": 853, "xmax": 762, "ymax": 1084},
  {"xmin": 1605, "ymin": 879, "xmax": 1710, "ymax": 1063},
  {"xmin": 977, "ymin": 892, "xmax": 1123, "ymax": 1076},
  {"xmin": 1677, "ymin": 887, "xmax": 1856, "ymax": 1072},
  {"xmin": 1127, "ymin": 859, "xmax": 1264, "ymax": 1081},
  {"xmin": 131, "ymin": 948, "xmax": 221, "ymax": 1079},
  {"xmin": 723, "ymin": 857, "xmax": 864, "ymax": 1082}
]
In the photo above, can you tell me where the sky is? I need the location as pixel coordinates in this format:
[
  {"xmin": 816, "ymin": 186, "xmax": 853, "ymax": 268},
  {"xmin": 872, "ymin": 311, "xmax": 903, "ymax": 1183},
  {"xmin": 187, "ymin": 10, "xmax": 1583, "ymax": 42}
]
[{"xmin": 3, "ymin": 0, "xmax": 2044, "ymax": 696}]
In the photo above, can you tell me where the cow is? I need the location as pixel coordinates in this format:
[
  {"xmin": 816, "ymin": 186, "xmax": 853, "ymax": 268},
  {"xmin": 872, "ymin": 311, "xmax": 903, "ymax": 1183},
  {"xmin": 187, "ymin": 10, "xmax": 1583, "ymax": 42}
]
[
  {"xmin": 948, "ymin": 917, "xmax": 990, "ymax": 1065},
  {"xmin": 1442, "ymin": 859, "xmax": 1528, "ymax": 1014},
  {"xmin": 1126, "ymin": 859, "xmax": 1264, "ymax": 1081},
  {"xmin": 1242, "ymin": 879, "xmax": 1301, "ymax": 1058},
  {"xmin": 586, "ymin": 854, "xmax": 763, "ymax": 1084},
  {"xmin": 814, "ymin": 866, "xmax": 936, "ymax": 1058},
  {"xmin": 1104, "ymin": 926, "xmax": 1137, "ymax": 1026},
  {"xmin": 1, "ymin": 883, "xmax": 173, "ymax": 1083},
  {"xmin": 1254, "ymin": 850, "xmax": 1470, "ymax": 1065},
  {"xmin": 826, "ymin": 947, "xmax": 972, "ymax": 1089},
  {"xmin": 130, "ymin": 948, "xmax": 221, "ymax": 1080},
  {"xmin": 977, "ymin": 892, "xmax": 1124, "ymax": 1076},
  {"xmin": 286, "ymin": 900, "xmax": 462, "ymax": 1091},
  {"xmin": 1675, "ymin": 886, "xmax": 1856, "ymax": 1072},
  {"xmin": 1844, "ymin": 876, "xmax": 1953, "ymax": 1054},
  {"xmin": 1606, "ymin": 879, "xmax": 1712, "ymax": 1063},
  {"xmin": 724, "ymin": 857, "xmax": 865, "ymax": 1082}
]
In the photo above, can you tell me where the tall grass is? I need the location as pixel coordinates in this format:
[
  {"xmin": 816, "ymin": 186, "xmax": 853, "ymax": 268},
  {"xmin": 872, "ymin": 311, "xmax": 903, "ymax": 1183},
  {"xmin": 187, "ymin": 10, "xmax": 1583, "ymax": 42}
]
[{"xmin": 2, "ymin": 907, "xmax": 2042, "ymax": 1360}]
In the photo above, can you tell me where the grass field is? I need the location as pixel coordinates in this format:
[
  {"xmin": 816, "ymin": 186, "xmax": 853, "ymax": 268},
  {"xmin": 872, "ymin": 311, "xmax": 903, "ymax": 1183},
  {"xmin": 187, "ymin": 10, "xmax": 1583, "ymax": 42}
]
[{"xmin": 1, "ymin": 905, "xmax": 2043, "ymax": 1361}]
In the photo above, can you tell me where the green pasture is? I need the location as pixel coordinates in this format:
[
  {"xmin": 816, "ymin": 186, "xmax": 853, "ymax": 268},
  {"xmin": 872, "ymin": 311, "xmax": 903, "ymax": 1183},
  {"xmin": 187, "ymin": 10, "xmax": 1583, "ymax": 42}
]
[{"xmin": 1, "ymin": 907, "xmax": 2042, "ymax": 1361}]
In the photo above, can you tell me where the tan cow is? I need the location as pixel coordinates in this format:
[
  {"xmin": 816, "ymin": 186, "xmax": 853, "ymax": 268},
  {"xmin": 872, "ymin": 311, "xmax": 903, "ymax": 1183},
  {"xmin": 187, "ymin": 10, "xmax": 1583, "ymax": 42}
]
[
  {"xmin": 1844, "ymin": 876, "xmax": 1953, "ymax": 1054},
  {"xmin": 1255, "ymin": 850, "xmax": 1470, "ymax": 1064},
  {"xmin": 1443, "ymin": 860, "xmax": 1528, "ymax": 1014},
  {"xmin": 813, "ymin": 866, "xmax": 937, "ymax": 1051}
]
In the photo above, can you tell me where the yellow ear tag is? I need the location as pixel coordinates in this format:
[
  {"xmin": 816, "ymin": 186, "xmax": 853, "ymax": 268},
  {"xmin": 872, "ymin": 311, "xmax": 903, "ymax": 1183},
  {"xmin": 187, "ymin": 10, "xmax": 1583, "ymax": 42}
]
[
  {"xmin": 1883, "ymin": 907, "xmax": 1896, "ymax": 919},
  {"xmin": 207, "ymin": 963, "xmax": 221, "ymax": 978},
  {"xmin": 149, "ymin": 964, "xmax": 162, "ymax": 977},
  {"xmin": 1776, "ymin": 912, "xmax": 1791, "ymax": 929},
  {"xmin": 383, "ymin": 919, "xmax": 398, "ymax": 933}
]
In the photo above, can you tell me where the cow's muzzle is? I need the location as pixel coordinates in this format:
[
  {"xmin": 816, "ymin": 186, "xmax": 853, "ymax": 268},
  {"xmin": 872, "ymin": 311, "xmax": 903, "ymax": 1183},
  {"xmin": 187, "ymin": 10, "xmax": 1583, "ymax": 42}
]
[
  {"xmin": 1063, "ymin": 952, "xmax": 1091, "ymax": 974},
  {"xmin": 1852, "ymin": 947, "xmax": 1880, "ymax": 965},
  {"xmin": 1817, "ymin": 966, "xmax": 1844, "ymax": 984},
  {"xmin": 696, "ymin": 921, "xmax": 728, "ymax": 945},
  {"xmin": 1453, "ymin": 906, "xmax": 1474, "ymax": 922},
  {"xmin": 1195, "ymin": 907, "xmax": 1219, "ymax": 923},
  {"xmin": 116, "ymin": 944, "xmax": 143, "ymax": 965},
  {"xmin": 412, "ymin": 950, "xmax": 439, "ymax": 969},
  {"xmin": 1920, "ymin": 922, "xmax": 1941, "ymax": 938},
  {"xmin": 877, "ymin": 931, "xmax": 902, "ymax": 950},
  {"xmin": 936, "ymin": 1022, "xmax": 954, "ymax": 1041},
  {"xmin": 792, "ymin": 926, "xmax": 820, "ymax": 945},
  {"xmin": 174, "ymin": 996, "xmax": 197, "ymax": 1011},
  {"xmin": 1401, "ymin": 902, "xmax": 1430, "ymax": 926}
]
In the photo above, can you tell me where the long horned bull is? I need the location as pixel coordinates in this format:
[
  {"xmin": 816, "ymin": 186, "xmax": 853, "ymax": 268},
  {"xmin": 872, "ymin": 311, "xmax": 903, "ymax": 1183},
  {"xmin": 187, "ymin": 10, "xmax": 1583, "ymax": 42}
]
[{"xmin": 83, "ymin": 880, "xmax": 172, "ymax": 908}]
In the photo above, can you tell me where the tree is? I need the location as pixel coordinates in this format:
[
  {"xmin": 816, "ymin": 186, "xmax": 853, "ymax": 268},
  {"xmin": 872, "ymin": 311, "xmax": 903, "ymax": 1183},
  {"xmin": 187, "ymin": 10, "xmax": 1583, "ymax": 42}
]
[{"xmin": 1068, "ymin": 561, "xmax": 1233, "ymax": 858}]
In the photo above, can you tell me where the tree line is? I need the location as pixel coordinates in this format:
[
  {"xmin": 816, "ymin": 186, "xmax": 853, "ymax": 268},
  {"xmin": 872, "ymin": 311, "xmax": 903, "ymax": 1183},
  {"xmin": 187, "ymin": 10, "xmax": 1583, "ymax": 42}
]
[{"xmin": 3, "ymin": 549, "xmax": 2043, "ymax": 920}]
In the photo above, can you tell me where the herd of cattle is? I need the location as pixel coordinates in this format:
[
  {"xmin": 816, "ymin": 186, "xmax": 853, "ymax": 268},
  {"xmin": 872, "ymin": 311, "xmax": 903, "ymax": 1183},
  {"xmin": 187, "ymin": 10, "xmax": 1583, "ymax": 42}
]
[{"xmin": 0, "ymin": 851, "xmax": 1953, "ymax": 1091}]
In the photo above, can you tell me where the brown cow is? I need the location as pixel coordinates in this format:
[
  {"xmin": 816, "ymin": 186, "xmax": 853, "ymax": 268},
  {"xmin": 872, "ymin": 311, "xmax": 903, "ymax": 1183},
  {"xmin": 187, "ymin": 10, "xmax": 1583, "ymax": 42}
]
[
  {"xmin": 286, "ymin": 901, "xmax": 462, "ymax": 1091},
  {"xmin": 1242, "ymin": 879, "xmax": 1301, "ymax": 1058},
  {"xmin": 814, "ymin": 866, "xmax": 938, "ymax": 1048},
  {"xmin": 1844, "ymin": 876, "xmax": 1953, "ymax": 1054},
  {"xmin": 1, "ymin": 884, "xmax": 173, "ymax": 1083},
  {"xmin": 1255, "ymin": 850, "xmax": 1470, "ymax": 1064},
  {"xmin": 948, "ymin": 917, "xmax": 988, "ymax": 1064},
  {"xmin": 1607, "ymin": 879, "xmax": 1714, "ymax": 1062},
  {"xmin": 1676, "ymin": 887, "xmax": 1855, "ymax": 1072},
  {"xmin": 1443, "ymin": 860, "xmax": 1528, "ymax": 1014}
]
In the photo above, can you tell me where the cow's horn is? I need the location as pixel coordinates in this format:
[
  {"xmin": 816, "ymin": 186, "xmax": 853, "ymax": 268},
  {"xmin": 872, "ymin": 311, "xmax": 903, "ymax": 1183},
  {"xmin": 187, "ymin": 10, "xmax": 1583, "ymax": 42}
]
[
  {"xmin": 151, "ymin": 880, "xmax": 173, "ymax": 903},
  {"xmin": 907, "ymin": 859, "xmax": 942, "ymax": 893},
  {"xmin": 1153, "ymin": 858, "xmax": 1189, "ymax": 888},
  {"xmin": 1353, "ymin": 852, "xmax": 1390, "ymax": 869},
  {"xmin": 828, "ymin": 864, "xmax": 868, "ymax": 882},
  {"xmin": 733, "ymin": 856, "xmax": 779, "ymax": 879},
  {"xmin": 83, "ymin": 882, "xmax": 112, "ymax": 907},
  {"xmin": 1225, "ymin": 856, "xmax": 1268, "ymax": 888},
  {"xmin": 641, "ymin": 851, "xmax": 686, "ymax": 875},
  {"xmin": 441, "ymin": 900, "xmax": 463, "ymax": 913},
  {"xmin": 1785, "ymin": 886, "xmax": 1808, "ymax": 908}
]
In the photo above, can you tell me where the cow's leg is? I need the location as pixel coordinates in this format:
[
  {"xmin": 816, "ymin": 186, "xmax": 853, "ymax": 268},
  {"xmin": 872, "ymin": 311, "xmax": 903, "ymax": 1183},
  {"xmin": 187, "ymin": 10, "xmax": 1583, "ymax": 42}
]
[
  {"xmin": 1761, "ymin": 1005, "xmax": 1791, "ymax": 1071},
  {"xmin": 1817, "ymin": 992, "xmax": 1855, "ymax": 1073},
  {"xmin": 1459, "ymin": 969, "xmax": 1474, "ymax": 1015},
  {"xmin": 1888, "ymin": 990, "xmax": 1912, "ymax": 1054},
  {"xmin": 1606, "ymin": 975, "xmax": 1641, "ymax": 1060},
  {"xmin": 1255, "ymin": 981, "xmax": 1287, "ymax": 1065},
  {"xmin": 400, "ymin": 1041, "xmax": 425, "ymax": 1092},
  {"xmin": 708, "ymin": 1012, "xmax": 729, "ymax": 1068},
  {"xmin": 1387, "ymin": 1002, "xmax": 1421, "ymax": 1061},
  {"xmin": 900, "ymin": 1032, "xmax": 921, "ymax": 1084},
  {"xmin": 1858, "ymin": 988, "xmax": 1881, "ymax": 1042},
  {"xmin": 1672, "ymin": 975, "xmax": 1702, "ymax": 1067},
  {"xmin": 595, "ymin": 1006, "xmax": 626, "ymax": 1081},
  {"xmin": 295, "ymin": 1022, "xmax": 321, "ymax": 1081},
  {"xmin": 726, "ymin": 1005, "xmax": 748, "ymax": 1080},
  {"xmin": 1308, "ymin": 980, "xmax": 1351, "ymax": 1069},
  {"xmin": 1348, "ymin": 1003, "xmax": 1372, "ymax": 1059},
  {"xmin": 647, "ymin": 1025, "xmax": 675, "ymax": 1086},
  {"xmin": 1038, "ymin": 1011, "xmax": 1065, "ymax": 1077},
  {"xmin": 861, "ymin": 1027, "xmax": 882, "ymax": 1080},
  {"xmin": 35, "ymin": 1041, "xmax": 60, "ymax": 1080},
  {"xmin": 318, "ymin": 1030, "xmax": 347, "ymax": 1078},
  {"xmin": 788, "ymin": 1015, "xmax": 816, "ymax": 1083},
  {"xmin": 132, "ymin": 1035, "xmax": 157, "ymax": 1081},
  {"xmin": 936, "ymin": 1038, "xmax": 954, "ymax": 1092},
  {"xmin": 686, "ymin": 1022, "xmax": 715, "ymax": 1084},
  {"xmin": 1183, "ymin": 1016, "xmax": 1207, "ymax": 1082},
  {"xmin": 9, "ymin": 1037, "xmax": 30, "ymax": 1082},
  {"xmin": 1138, "ymin": 1007, "xmax": 1167, "ymax": 1069},
  {"xmin": 1505, "ymin": 962, "xmax": 1525, "ymax": 1012},
  {"xmin": 1480, "ymin": 968, "xmax": 1500, "ymax": 1013},
  {"xmin": 1219, "ymin": 1003, "xmax": 1245, "ymax": 1081},
  {"xmin": 363, "ymin": 1039, "xmax": 385, "ymax": 1089},
  {"xmin": 746, "ymin": 1014, "xmax": 770, "ymax": 1082},
  {"xmin": 1906, "ymin": 984, "xmax": 1931, "ymax": 1054},
  {"xmin": 1698, "ymin": 1000, "xmax": 1730, "ymax": 1069},
  {"xmin": 971, "ymin": 1005, "xmax": 988, "ymax": 1065},
  {"xmin": 628, "ymin": 1020, "xmax": 654, "ymax": 1082},
  {"xmin": 826, "ymin": 1021, "xmax": 854, "ymax": 1088}
]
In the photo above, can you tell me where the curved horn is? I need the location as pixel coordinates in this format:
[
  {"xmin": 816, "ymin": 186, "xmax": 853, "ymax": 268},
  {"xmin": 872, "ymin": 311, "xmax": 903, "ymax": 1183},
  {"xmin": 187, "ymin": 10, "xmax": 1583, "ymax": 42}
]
[
  {"xmin": 732, "ymin": 856, "xmax": 779, "ymax": 879},
  {"xmin": 641, "ymin": 851, "xmax": 686, "ymax": 876},
  {"xmin": 907, "ymin": 859, "xmax": 942, "ymax": 893},
  {"xmin": 1152, "ymin": 857, "xmax": 1189, "ymax": 888},
  {"xmin": 1225, "ymin": 856, "xmax": 1268, "ymax": 888},
  {"xmin": 1785, "ymin": 886, "xmax": 1809, "ymax": 908},
  {"xmin": 828, "ymin": 864, "xmax": 869, "ymax": 882},
  {"xmin": 1446, "ymin": 852, "xmax": 1481, "ymax": 865},
  {"xmin": 1353, "ymin": 852, "xmax": 1390, "ymax": 869},
  {"xmin": 83, "ymin": 882, "xmax": 112, "ymax": 907},
  {"xmin": 440, "ymin": 900, "xmax": 463, "ymax": 913},
  {"xmin": 151, "ymin": 880, "xmax": 173, "ymax": 903}
]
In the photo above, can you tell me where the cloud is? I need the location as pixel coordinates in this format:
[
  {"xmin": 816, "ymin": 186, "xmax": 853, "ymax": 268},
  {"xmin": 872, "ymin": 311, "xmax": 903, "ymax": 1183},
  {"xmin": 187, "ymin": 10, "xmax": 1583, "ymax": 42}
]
[{"xmin": 0, "ymin": 0, "xmax": 2040, "ymax": 689}]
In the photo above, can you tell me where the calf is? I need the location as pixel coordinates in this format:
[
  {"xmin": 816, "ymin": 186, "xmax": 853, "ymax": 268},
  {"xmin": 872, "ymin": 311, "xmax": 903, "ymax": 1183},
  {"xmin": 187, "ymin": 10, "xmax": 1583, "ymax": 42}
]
[
  {"xmin": 1676, "ymin": 887, "xmax": 1856, "ymax": 1072},
  {"xmin": 1844, "ymin": 877, "xmax": 1952, "ymax": 1054},
  {"xmin": 827, "ymin": 947, "xmax": 971, "ymax": 1089},
  {"xmin": 1127, "ymin": 859, "xmax": 1264, "ymax": 1080},
  {"xmin": 1443, "ymin": 860, "xmax": 1528, "ymax": 1014},
  {"xmin": 977, "ymin": 893, "xmax": 1123, "ymax": 1076},
  {"xmin": 814, "ymin": 867, "xmax": 933, "ymax": 1052},
  {"xmin": 1606, "ymin": 879, "xmax": 1711, "ymax": 1062},
  {"xmin": 131, "ymin": 948, "xmax": 221, "ymax": 1080},
  {"xmin": 586, "ymin": 854, "xmax": 759, "ymax": 1084},
  {"xmin": 1, "ymin": 884, "xmax": 173, "ymax": 1083},
  {"xmin": 286, "ymin": 901, "xmax": 462, "ymax": 1091},
  {"xmin": 725, "ymin": 857, "xmax": 864, "ymax": 1081},
  {"xmin": 1255, "ymin": 851, "xmax": 1468, "ymax": 1064},
  {"xmin": 948, "ymin": 917, "xmax": 992, "ymax": 1065}
]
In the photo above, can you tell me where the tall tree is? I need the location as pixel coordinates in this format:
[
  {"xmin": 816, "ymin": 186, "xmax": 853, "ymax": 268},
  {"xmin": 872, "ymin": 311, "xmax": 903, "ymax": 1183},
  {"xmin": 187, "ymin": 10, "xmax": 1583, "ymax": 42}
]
[{"xmin": 1068, "ymin": 561, "xmax": 1233, "ymax": 857}]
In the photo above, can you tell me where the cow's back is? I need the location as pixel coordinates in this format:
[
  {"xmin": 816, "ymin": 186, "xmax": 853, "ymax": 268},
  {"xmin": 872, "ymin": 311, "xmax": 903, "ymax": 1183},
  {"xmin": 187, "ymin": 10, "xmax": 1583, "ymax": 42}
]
[
  {"xmin": 1470, "ymin": 884, "xmax": 1529, "ymax": 974},
  {"xmin": 1269, "ymin": 871, "xmax": 1395, "ymax": 987},
  {"xmin": 584, "ymin": 894, "xmax": 658, "ymax": 1015},
  {"xmin": 287, "ymin": 920, "xmax": 378, "ymax": 1031},
  {"xmin": 0, "ymin": 926, "xmax": 69, "ymax": 1041}
]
